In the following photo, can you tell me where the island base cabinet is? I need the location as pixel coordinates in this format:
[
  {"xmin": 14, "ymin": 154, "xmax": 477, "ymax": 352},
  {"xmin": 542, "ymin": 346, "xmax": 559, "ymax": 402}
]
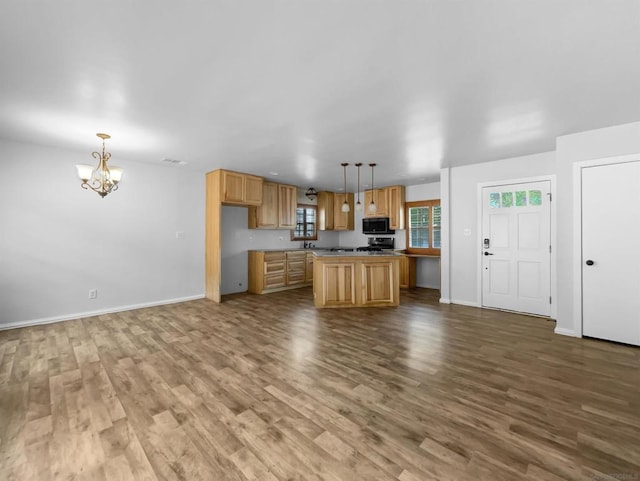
[
  {"xmin": 361, "ymin": 263, "xmax": 395, "ymax": 305},
  {"xmin": 319, "ymin": 263, "xmax": 356, "ymax": 307},
  {"xmin": 314, "ymin": 256, "xmax": 399, "ymax": 308}
]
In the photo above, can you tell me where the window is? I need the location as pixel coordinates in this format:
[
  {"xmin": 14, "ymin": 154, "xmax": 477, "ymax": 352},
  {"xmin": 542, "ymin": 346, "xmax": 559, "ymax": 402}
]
[
  {"xmin": 405, "ymin": 199, "xmax": 441, "ymax": 255},
  {"xmin": 290, "ymin": 204, "xmax": 318, "ymax": 241}
]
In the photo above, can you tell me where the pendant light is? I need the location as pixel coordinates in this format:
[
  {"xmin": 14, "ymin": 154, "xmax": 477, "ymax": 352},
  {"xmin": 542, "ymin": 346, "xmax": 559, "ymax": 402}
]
[
  {"xmin": 368, "ymin": 163, "xmax": 377, "ymax": 213},
  {"xmin": 341, "ymin": 162, "xmax": 350, "ymax": 212},
  {"xmin": 76, "ymin": 133, "xmax": 123, "ymax": 198},
  {"xmin": 355, "ymin": 162, "xmax": 363, "ymax": 211}
]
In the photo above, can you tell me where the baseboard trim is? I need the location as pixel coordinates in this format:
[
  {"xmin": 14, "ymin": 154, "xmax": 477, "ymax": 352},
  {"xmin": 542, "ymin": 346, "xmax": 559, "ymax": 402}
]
[
  {"xmin": 439, "ymin": 298, "xmax": 451, "ymax": 304},
  {"xmin": 0, "ymin": 294, "xmax": 206, "ymax": 331},
  {"xmin": 450, "ymin": 299, "xmax": 481, "ymax": 308},
  {"xmin": 554, "ymin": 326, "xmax": 578, "ymax": 337}
]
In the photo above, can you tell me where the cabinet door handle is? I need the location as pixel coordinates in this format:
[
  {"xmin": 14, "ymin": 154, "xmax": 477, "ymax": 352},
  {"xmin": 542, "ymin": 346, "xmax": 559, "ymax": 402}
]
[
  {"xmin": 484, "ymin": 252, "xmax": 494, "ymax": 256},
  {"xmin": 585, "ymin": 259, "xmax": 594, "ymax": 266}
]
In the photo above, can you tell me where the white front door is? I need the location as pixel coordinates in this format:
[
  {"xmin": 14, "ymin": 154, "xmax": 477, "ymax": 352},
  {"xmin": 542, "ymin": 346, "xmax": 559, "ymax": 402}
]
[
  {"xmin": 481, "ymin": 181, "xmax": 551, "ymax": 316},
  {"xmin": 582, "ymin": 161, "xmax": 640, "ymax": 345}
]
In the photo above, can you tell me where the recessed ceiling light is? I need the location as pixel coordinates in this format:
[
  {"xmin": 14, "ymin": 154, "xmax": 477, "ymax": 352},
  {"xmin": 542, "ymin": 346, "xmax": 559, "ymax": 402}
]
[{"xmin": 269, "ymin": 171, "xmax": 279, "ymax": 176}]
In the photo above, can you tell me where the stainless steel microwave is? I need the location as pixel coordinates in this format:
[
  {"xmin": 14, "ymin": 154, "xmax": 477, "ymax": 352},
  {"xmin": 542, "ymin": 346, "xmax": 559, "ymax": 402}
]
[{"xmin": 362, "ymin": 217, "xmax": 395, "ymax": 234}]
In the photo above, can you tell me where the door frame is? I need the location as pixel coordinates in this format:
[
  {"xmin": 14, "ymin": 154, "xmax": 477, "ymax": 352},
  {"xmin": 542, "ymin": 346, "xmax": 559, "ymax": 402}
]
[
  {"xmin": 572, "ymin": 153, "xmax": 640, "ymax": 338},
  {"xmin": 477, "ymin": 175, "xmax": 557, "ymax": 319}
]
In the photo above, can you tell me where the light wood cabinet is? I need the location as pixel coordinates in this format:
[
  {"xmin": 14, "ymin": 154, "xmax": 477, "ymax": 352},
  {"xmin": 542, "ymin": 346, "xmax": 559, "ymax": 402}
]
[
  {"xmin": 317, "ymin": 191, "xmax": 354, "ymax": 231},
  {"xmin": 333, "ymin": 193, "xmax": 354, "ymax": 230},
  {"xmin": 361, "ymin": 262, "xmax": 396, "ymax": 305},
  {"xmin": 248, "ymin": 182, "xmax": 297, "ymax": 229},
  {"xmin": 305, "ymin": 253, "xmax": 314, "ymax": 283},
  {"xmin": 248, "ymin": 250, "xmax": 313, "ymax": 294},
  {"xmin": 388, "ymin": 185, "xmax": 405, "ymax": 230},
  {"xmin": 317, "ymin": 262, "xmax": 356, "ymax": 307},
  {"xmin": 248, "ymin": 251, "xmax": 285, "ymax": 293},
  {"xmin": 364, "ymin": 189, "xmax": 388, "ymax": 217},
  {"xmin": 317, "ymin": 191, "xmax": 334, "ymax": 231},
  {"xmin": 313, "ymin": 254, "xmax": 400, "ymax": 308},
  {"xmin": 222, "ymin": 170, "xmax": 263, "ymax": 205},
  {"xmin": 399, "ymin": 255, "xmax": 416, "ymax": 288},
  {"xmin": 286, "ymin": 251, "xmax": 306, "ymax": 285},
  {"xmin": 278, "ymin": 184, "xmax": 297, "ymax": 229},
  {"xmin": 248, "ymin": 181, "xmax": 278, "ymax": 228}
]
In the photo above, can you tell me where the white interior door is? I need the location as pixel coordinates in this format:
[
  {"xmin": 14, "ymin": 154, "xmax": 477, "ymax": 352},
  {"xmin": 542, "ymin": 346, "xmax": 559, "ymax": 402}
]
[
  {"xmin": 582, "ymin": 161, "xmax": 640, "ymax": 346},
  {"xmin": 481, "ymin": 181, "xmax": 551, "ymax": 316}
]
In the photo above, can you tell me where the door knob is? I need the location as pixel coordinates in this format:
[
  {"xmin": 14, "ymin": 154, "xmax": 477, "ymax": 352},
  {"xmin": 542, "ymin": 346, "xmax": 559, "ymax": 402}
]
[
  {"xmin": 585, "ymin": 259, "xmax": 594, "ymax": 266},
  {"xmin": 484, "ymin": 252, "xmax": 494, "ymax": 256}
]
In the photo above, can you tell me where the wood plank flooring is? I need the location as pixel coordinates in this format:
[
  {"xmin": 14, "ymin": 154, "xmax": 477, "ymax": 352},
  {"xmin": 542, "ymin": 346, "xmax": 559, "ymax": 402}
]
[{"xmin": 1, "ymin": 288, "xmax": 639, "ymax": 481}]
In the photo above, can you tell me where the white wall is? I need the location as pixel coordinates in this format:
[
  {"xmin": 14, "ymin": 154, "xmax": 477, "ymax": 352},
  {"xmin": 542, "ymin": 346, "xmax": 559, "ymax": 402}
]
[
  {"xmin": 220, "ymin": 205, "xmax": 340, "ymax": 295},
  {"xmin": 447, "ymin": 151, "xmax": 556, "ymax": 305},
  {"xmin": 0, "ymin": 140, "xmax": 205, "ymax": 328},
  {"xmin": 555, "ymin": 121, "xmax": 640, "ymax": 335}
]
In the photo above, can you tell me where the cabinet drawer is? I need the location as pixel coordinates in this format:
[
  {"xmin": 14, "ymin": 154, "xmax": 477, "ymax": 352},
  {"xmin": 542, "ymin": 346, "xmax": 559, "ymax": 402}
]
[
  {"xmin": 264, "ymin": 260, "xmax": 285, "ymax": 275},
  {"xmin": 264, "ymin": 252, "xmax": 285, "ymax": 262},
  {"xmin": 287, "ymin": 259, "xmax": 305, "ymax": 273},
  {"xmin": 264, "ymin": 273, "xmax": 286, "ymax": 289},
  {"xmin": 287, "ymin": 271, "xmax": 305, "ymax": 285},
  {"xmin": 286, "ymin": 251, "xmax": 307, "ymax": 260}
]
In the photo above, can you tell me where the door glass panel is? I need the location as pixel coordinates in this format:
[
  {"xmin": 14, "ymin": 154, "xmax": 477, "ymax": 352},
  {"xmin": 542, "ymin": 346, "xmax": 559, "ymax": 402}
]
[
  {"xmin": 501, "ymin": 192, "xmax": 514, "ymax": 208},
  {"xmin": 529, "ymin": 190, "xmax": 542, "ymax": 205},
  {"xmin": 489, "ymin": 192, "xmax": 500, "ymax": 208},
  {"xmin": 515, "ymin": 191, "xmax": 527, "ymax": 206}
]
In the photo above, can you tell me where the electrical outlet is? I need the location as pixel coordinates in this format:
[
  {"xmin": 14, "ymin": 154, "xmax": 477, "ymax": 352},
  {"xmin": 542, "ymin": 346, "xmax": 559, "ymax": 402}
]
[{"xmin": 89, "ymin": 289, "xmax": 98, "ymax": 299}]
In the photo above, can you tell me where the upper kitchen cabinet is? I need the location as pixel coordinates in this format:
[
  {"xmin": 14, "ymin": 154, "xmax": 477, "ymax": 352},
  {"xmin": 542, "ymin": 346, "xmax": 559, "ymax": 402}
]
[
  {"xmin": 248, "ymin": 181, "xmax": 278, "ymax": 228},
  {"xmin": 317, "ymin": 191, "xmax": 335, "ymax": 230},
  {"xmin": 364, "ymin": 189, "xmax": 388, "ymax": 218},
  {"xmin": 387, "ymin": 185, "xmax": 405, "ymax": 230},
  {"xmin": 333, "ymin": 192, "xmax": 354, "ymax": 230},
  {"xmin": 248, "ymin": 182, "xmax": 297, "ymax": 229},
  {"xmin": 317, "ymin": 191, "xmax": 354, "ymax": 231},
  {"xmin": 278, "ymin": 184, "xmax": 297, "ymax": 229},
  {"xmin": 222, "ymin": 170, "xmax": 263, "ymax": 205}
]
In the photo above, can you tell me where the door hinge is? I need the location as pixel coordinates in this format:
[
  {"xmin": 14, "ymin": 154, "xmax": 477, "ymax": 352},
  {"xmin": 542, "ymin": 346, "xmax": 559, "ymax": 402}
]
[
  {"xmin": 549, "ymin": 296, "xmax": 552, "ymax": 304},
  {"xmin": 549, "ymin": 245, "xmax": 552, "ymax": 253},
  {"xmin": 546, "ymin": 192, "xmax": 552, "ymax": 201}
]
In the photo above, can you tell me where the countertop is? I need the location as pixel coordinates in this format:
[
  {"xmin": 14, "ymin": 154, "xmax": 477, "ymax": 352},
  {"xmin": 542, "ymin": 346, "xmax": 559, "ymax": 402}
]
[
  {"xmin": 248, "ymin": 247, "xmax": 332, "ymax": 253},
  {"xmin": 313, "ymin": 251, "xmax": 402, "ymax": 258}
]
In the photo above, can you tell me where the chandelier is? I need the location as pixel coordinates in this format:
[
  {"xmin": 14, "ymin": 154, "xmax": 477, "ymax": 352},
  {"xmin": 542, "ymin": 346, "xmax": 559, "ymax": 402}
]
[{"xmin": 76, "ymin": 133, "xmax": 123, "ymax": 198}]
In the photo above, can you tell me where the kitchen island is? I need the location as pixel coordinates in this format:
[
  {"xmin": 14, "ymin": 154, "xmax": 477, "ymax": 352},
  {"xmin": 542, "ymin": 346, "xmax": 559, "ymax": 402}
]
[{"xmin": 313, "ymin": 251, "xmax": 401, "ymax": 308}]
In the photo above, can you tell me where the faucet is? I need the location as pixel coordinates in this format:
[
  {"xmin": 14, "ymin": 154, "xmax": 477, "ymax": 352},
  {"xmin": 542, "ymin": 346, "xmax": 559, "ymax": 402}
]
[{"xmin": 303, "ymin": 241, "xmax": 310, "ymax": 248}]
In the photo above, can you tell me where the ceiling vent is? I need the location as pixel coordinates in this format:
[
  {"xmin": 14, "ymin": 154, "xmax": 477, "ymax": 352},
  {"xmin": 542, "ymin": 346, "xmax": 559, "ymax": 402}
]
[{"xmin": 160, "ymin": 157, "xmax": 187, "ymax": 166}]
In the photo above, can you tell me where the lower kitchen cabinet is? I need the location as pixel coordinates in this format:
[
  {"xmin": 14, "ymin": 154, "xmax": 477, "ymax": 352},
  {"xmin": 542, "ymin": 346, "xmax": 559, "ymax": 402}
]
[
  {"xmin": 305, "ymin": 252, "xmax": 314, "ymax": 283},
  {"xmin": 248, "ymin": 250, "xmax": 313, "ymax": 294},
  {"xmin": 399, "ymin": 255, "xmax": 416, "ymax": 288},
  {"xmin": 313, "ymin": 254, "xmax": 400, "ymax": 308}
]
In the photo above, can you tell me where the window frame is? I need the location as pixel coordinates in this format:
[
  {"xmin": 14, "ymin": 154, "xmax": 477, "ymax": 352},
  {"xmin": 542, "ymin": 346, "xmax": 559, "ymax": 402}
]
[
  {"xmin": 405, "ymin": 199, "xmax": 441, "ymax": 256},
  {"xmin": 290, "ymin": 204, "xmax": 318, "ymax": 241}
]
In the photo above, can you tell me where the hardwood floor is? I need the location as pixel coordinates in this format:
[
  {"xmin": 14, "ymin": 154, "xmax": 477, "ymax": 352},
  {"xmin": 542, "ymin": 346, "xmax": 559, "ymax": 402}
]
[{"xmin": 1, "ymin": 287, "xmax": 638, "ymax": 481}]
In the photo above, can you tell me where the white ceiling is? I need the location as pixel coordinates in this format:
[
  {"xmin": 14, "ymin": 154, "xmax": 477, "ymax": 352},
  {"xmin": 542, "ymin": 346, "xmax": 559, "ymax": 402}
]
[{"xmin": 1, "ymin": 1, "xmax": 639, "ymax": 191}]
